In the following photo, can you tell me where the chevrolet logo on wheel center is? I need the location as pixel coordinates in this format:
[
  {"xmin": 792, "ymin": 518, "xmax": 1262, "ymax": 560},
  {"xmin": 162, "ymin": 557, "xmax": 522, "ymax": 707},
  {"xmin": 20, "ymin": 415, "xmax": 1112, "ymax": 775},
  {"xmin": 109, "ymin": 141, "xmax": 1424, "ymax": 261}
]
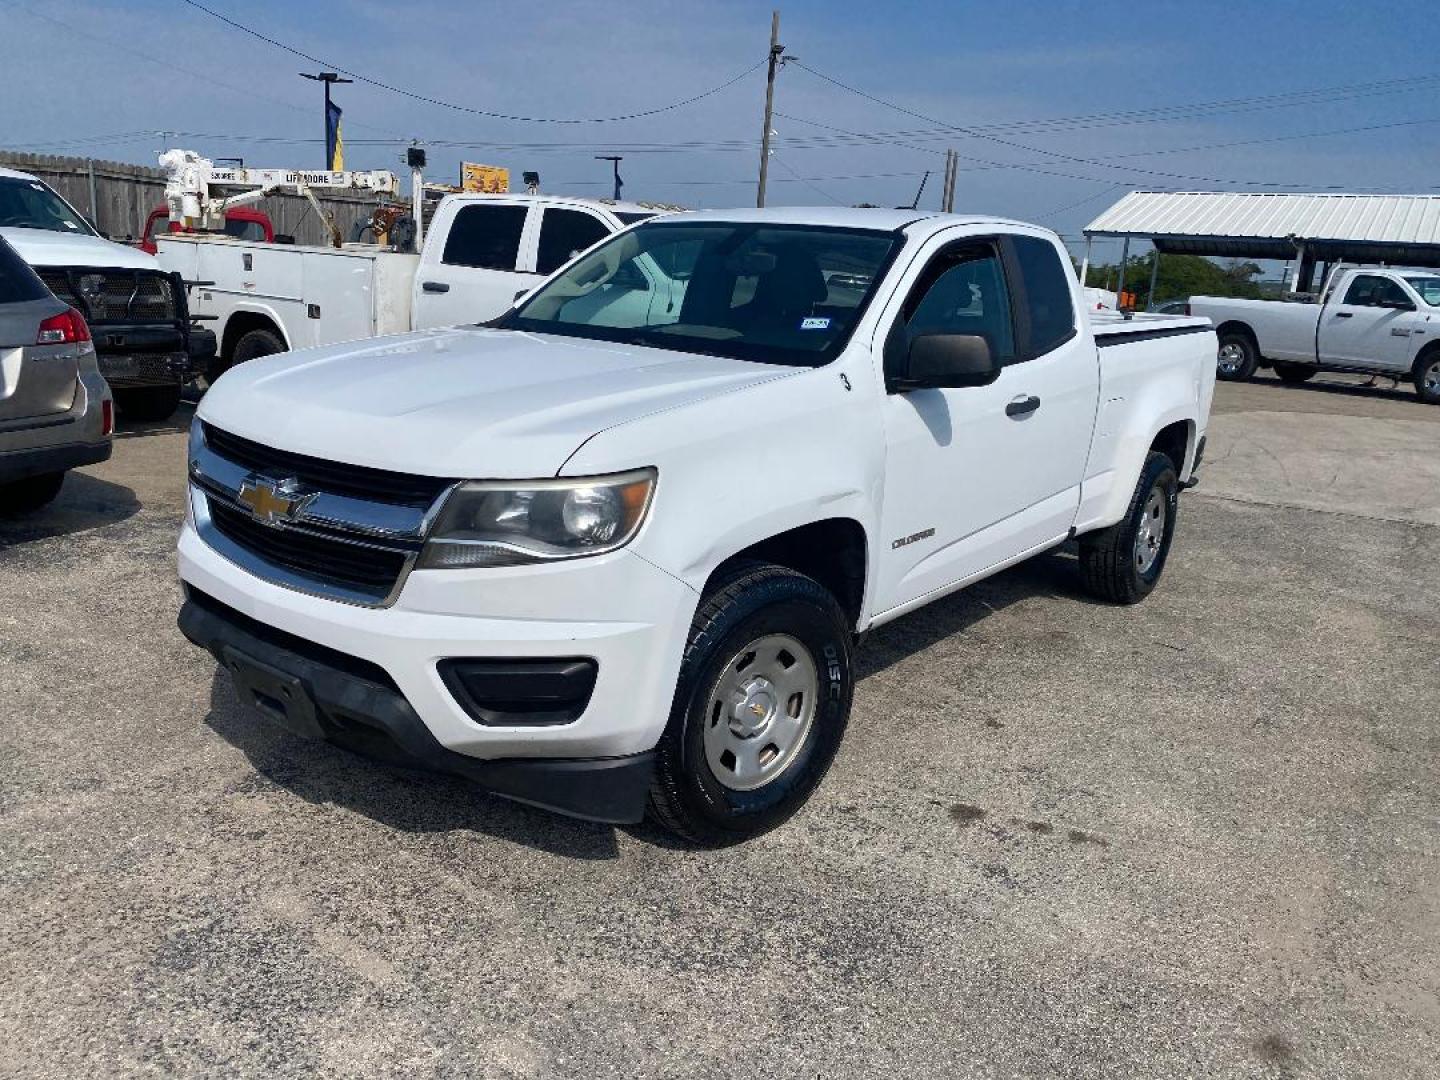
[{"xmin": 236, "ymin": 477, "xmax": 314, "ymax": 526}]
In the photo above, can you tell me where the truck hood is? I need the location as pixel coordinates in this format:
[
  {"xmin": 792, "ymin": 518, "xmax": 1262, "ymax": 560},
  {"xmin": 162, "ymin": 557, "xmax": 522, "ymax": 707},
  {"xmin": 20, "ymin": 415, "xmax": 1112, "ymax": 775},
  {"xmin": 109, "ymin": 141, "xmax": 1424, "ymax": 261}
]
[
  {"xmin": 199, "ymin": 327, "xmax": 794, "ymax": 478},
  {"xmin": 0, "ymin": 226, "xmax": 158, "ymax": 271}
]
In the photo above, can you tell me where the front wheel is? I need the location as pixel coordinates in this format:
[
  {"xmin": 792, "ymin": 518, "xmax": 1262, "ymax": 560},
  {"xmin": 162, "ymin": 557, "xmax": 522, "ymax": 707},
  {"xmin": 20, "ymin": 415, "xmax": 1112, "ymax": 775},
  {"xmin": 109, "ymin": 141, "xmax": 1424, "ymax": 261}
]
[
  {"xmin": 1216, "ymin": 331, "xmax": 1259, "ymax": 381},
  {"xmin": 648, "ymin": 562, "xmax": 854, "ymax": 846},
  {"xmin": 1078, "ymin": 451, "xmax": 1180, "ymax": 605},
  {"xmin": 1415, "ymin": 351, "xmax": 1440, "ymax": 405}
]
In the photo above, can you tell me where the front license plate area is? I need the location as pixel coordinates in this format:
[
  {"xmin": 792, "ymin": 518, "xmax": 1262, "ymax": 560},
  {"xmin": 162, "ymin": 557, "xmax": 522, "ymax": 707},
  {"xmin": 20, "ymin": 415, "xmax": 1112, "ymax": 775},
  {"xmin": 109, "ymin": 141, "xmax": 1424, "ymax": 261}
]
[{"xmin": 220, "ymin": 645, "xmax": 324, "ymax": 739}]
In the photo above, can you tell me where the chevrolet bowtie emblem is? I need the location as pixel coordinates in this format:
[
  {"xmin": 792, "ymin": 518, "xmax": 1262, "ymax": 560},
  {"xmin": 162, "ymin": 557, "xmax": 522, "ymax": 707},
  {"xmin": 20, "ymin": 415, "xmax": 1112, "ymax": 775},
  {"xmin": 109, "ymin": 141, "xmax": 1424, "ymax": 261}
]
[{"xmin": 236, "ymin": 476, "xmax": 314, "ymax": 526}]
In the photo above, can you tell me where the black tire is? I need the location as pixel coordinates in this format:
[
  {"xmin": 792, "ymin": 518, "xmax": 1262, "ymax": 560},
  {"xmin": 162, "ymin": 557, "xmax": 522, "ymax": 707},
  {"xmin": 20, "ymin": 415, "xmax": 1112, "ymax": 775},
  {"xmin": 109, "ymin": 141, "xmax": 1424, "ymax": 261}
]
[
  {"xmin": 114, "ymin": 383, "xmax": 182, "ymax": 423},
  {"xmin": 648, "ymin": 562, "xmax": 854, "ymax": 846},
  {"xmin": 0, "ymin": 471, "xmax": 65, "ymax": 515},
  {"xmin": 1215, "ymin": 329, "xmax": 1259, "ymax": 381},
  {"xmin": 1273, "ymin": 361, "xmax": 1317, "ymax": 384},
  {"xmin": 1079, "ymin": 451, "xmax": 1180, "ymax": 605},
  {"xmin": 1414, "ymin": 349, "xmax": 1440, "ymax": 405},
  {"xmin": 230, "ymin": 328, "xmax": 285, "ymax": 368}
]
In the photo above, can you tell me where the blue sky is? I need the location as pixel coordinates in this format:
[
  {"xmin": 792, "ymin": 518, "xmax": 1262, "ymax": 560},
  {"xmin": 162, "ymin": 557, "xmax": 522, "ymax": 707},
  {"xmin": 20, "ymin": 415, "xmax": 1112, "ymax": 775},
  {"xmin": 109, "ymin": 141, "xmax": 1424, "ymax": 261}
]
[{"xmin": 2, "ymin": 0, "xmax": 1434, "ymax": 257}]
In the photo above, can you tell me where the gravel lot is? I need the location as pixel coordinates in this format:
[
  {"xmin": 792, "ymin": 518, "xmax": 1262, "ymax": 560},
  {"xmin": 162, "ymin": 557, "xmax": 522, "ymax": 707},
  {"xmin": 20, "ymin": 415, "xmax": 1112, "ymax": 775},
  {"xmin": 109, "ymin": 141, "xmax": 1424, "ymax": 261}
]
[{"xmin": 2, "ymin": 372, "xmax": 1437, "ymax": 1078}]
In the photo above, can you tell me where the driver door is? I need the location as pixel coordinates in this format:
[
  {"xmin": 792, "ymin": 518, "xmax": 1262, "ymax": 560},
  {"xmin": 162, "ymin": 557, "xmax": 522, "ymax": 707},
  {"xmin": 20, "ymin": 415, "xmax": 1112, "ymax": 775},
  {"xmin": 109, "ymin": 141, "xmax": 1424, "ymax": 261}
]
[
  {"xmin": 872, "ymin": 233, "xmax": 1097, "ymax": 615},
  {"xmin": 1320, "ymin": 275, "xmax": 1426, "ymax": 371}
]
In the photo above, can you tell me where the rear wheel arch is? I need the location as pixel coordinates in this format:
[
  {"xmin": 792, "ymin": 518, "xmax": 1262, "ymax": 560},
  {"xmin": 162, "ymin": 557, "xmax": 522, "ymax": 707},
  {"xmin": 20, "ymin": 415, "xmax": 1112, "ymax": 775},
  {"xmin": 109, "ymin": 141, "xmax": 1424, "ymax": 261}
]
[
  {"xmin": 220, "ymin": 311, "xmax": 287, "ymax": 364},
  {"xmin": 1149, "ymin": 419, "xmax": 1194, "ymax": 475}
]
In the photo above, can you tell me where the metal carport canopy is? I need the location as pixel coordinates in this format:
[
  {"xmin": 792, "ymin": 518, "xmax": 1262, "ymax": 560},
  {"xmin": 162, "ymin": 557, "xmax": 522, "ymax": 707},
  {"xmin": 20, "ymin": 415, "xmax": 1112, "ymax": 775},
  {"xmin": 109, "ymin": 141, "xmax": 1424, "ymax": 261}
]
[{"xmin": 1083, "ymin": 190, "xmax": 1440, "ymax": 268}]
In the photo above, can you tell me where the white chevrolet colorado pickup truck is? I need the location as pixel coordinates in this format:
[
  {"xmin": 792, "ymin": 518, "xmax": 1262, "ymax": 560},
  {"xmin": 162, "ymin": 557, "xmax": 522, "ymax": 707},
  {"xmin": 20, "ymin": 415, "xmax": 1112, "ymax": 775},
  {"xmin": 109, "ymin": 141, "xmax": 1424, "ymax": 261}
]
[
  {"xmin": 177, "ymin": 208, "xmax": 1216, "ymax": 844},
  {"xmin": 1191, "ymin": 267, "xmax": 1440, "ymax": 402}
]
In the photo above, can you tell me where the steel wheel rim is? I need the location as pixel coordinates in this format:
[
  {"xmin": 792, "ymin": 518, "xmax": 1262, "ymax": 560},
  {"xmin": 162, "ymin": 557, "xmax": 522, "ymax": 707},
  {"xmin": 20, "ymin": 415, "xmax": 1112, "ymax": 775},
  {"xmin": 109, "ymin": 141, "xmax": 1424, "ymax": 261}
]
[
  {"xmin": 1217, "ymin": 343, "xmax": 1245, "ymax": 375},
  {"xmin": 1134, "ymin": 487, "xmax": 1166, "ymax": 575},
  {"xmin": 703, "ymin": 633, "xmax": 818, "ymax": 792},
  {"xmin": 1425, "ymin": 360, "xmax": 1440, "ymax": 393}
]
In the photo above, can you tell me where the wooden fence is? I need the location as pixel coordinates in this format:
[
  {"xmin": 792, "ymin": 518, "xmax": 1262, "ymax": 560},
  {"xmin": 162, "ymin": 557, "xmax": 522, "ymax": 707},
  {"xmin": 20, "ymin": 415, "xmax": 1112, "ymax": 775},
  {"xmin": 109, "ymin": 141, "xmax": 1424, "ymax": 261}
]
[{"xmin": 1, "ymin": 150, "xmax": 388, "ymax": 248}]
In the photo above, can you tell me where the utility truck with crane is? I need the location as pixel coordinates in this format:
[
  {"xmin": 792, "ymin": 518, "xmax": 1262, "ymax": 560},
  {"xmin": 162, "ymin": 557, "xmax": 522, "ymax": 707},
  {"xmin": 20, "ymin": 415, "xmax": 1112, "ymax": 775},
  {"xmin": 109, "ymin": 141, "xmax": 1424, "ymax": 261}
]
[{"xmin": 152, "ymin": 150, "xmax": 671, "ymax": 377}]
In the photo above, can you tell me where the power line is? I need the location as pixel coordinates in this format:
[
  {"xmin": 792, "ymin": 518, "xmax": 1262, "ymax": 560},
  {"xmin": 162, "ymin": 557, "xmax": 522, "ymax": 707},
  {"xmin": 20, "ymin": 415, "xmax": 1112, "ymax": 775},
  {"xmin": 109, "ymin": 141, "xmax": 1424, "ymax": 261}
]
[
  {"xmin": 178, "ymin": 0, "xmax": 766, "ymax": 125},
  {"xmin": 785, "ymin": 59, "xmax": 1425, "ymax": 189}
]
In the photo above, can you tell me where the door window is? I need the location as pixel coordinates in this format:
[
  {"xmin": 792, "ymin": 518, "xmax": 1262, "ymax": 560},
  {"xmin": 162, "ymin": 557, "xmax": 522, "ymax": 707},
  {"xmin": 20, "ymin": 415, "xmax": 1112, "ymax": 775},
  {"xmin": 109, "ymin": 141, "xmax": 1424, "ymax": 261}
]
[
  {"xmin": 536, "ymin": 209, "xmax": 611, "ymax": 275},
  {"xmin": 896, "ymin": 243, "xmax": 1016, "ymax": 364},
  {"xmin": 1343, "ymin": 275, "xmax": 1409, "ymax": 308},
  {"xmin": 441, "ymin": 204, "xmax": 528, "ymax": 271},
  {"xmin": 0, "ymin": 236, "xmax": 48, "ymax": 303},
  {"xmin": 1011, "ymin": 235, "xmax": 1077, "ymax": 357}
]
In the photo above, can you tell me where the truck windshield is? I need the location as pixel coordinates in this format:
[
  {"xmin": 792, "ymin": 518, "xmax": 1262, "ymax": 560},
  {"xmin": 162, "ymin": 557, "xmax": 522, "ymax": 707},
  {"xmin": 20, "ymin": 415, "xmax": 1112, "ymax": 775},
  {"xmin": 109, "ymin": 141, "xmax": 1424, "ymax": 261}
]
[
  {"xmin": 1403, "ymin": 276, "xmax": 1440, "ymax": 307},
  {"xmin": 0, "ymin": 177, "xmax": 95, "ymax": 236},
  {"xmin": 497, "ymin": 220, "xmax": 903, "ymax": 367}
]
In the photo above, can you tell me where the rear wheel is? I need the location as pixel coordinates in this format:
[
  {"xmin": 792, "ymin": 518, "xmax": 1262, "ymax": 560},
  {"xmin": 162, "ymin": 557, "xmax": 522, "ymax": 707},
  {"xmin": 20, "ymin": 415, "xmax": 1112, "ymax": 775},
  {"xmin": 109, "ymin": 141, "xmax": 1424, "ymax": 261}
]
[
  {"xmin": 1414, "ymin": 350, "xmax": 1440, "ymax": 405},
  {"xmin": 1079, "ymin": 451, "xmax": 1180, "ymax": 605},
  {"xmin": 114, "ymin": 383, "xmax": 182, "ymax": 423},
  {"xmin": 1273, "ymin": 361, "xmax": 1317, "ymax": 384},
  {"xmin": 230, "ymin": 328, "xmax": 285, "ymax": 367},
  {"xmin": 1216, "ymin": 330, "xmax": 1259, "ymax": 381},
  {"xmin": 0, "ymin": 471, "xmax": 64, "ymax": 514},
  {"xmin": 648, "ymin": 562, "xmax": 854, "ymax": 846}
]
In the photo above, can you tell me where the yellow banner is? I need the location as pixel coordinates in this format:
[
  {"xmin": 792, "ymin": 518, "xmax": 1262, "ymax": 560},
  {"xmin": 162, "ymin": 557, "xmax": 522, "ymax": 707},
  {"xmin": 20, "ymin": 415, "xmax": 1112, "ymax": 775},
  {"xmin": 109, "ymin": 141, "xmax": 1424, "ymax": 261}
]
[{"xmin": 461, "ymin": 163, "xmax": 509, "ymax": 193}]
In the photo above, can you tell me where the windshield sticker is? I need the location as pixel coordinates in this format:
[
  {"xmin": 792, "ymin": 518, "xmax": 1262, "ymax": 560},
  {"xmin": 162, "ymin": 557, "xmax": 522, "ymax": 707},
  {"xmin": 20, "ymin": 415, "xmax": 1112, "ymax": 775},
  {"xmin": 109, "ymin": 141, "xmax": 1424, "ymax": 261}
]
[{"xmin": 800, "ymin": 316, "xmax": 831, "ymax": 330}]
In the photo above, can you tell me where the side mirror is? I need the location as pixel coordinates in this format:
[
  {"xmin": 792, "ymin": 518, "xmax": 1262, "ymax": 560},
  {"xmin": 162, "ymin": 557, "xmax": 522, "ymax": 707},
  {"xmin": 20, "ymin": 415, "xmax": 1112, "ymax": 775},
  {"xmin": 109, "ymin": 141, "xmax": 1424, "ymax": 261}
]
[{"xmin": 890, "ymin": 333, "xmax": 1000, "ymax": 392}]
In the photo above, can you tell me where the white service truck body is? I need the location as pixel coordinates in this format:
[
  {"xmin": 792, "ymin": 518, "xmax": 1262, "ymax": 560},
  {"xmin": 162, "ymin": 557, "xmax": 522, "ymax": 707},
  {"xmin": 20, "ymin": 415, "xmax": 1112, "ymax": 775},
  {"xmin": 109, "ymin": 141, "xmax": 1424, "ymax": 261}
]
[
  {"xmin": 176, "ymin": 207, "xmax": 1215, "ymax": 843},
  {"xmin": 1191, "ymin": 267, "xmax": 1440, "ymax": 402},
  {"xmin": 156, "ymin": 194, "xmax": 663, "ymax": 372}
]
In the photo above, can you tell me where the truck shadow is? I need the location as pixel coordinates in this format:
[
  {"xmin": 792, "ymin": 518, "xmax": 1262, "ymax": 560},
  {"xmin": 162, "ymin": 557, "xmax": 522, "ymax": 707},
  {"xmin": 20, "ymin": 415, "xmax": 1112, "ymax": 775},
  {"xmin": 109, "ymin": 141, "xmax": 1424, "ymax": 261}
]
[
  {"xmin": 200, "ymin": 546, "xmax": 1093, "ymax": 859},
  {"xmin": 0, "ymin": 470, "xmax": 141, "ymax": 545},
  {"xmin": 202, "ymin": 669, "xmax": 622, "ymax": 860}
]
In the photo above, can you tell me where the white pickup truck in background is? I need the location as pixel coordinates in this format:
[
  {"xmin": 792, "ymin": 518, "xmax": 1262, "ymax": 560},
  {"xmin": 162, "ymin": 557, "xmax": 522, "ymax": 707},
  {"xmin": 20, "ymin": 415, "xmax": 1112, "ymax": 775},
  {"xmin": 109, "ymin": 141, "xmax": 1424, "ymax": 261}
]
[
  {"xmin": 1190, "ymin": 266, "xmax": 1440, "ymax": 403},
  {"xmin": 176, "ymin": 207, "xmax": 1215, "ymax": 844},
  {"xmin": 155, "ymin": 193, "xmax": 666, "ymax": 377}
]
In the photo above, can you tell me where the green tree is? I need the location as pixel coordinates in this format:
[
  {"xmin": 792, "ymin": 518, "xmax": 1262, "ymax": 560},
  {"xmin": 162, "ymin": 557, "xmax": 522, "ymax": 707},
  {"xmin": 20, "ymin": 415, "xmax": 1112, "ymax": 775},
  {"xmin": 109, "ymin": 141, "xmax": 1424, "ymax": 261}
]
[{"xmin": 1084, "ymin": 253, "xmax": 1263, "ymax": 306}]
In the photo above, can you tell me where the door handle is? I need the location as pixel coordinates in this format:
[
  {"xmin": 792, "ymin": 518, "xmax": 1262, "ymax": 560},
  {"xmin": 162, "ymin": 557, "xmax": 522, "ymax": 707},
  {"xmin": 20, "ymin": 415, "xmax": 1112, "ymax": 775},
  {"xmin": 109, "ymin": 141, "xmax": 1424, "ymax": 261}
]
[
  {"xmin": 1334, "ymin": 311, "xmax": 1352, "ymax": 318},
  {"xmin": 1005, "ymin": 395, "xmax": 1041, "ymax": 418},
  {"xmin": 421, "ymin": 281, "xmax": 450, "ymax": 294}
]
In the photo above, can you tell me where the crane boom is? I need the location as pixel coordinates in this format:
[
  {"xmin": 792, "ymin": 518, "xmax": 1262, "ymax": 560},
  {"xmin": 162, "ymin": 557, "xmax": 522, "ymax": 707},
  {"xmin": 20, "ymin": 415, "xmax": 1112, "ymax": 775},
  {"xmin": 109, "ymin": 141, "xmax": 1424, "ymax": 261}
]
[{"xmin": 159, "ymin": 149, "xmax": 401, "ymax": 247}]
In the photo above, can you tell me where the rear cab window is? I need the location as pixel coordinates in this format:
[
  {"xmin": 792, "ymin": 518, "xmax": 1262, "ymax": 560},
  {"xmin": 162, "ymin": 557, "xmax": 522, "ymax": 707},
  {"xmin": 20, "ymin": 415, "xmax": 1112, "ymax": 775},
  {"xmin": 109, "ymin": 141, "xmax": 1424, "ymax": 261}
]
[
  {"xmin": 0, "ymin": 236, "xmax": 50, "ymax": 303},
  {"xmin": 441, "ymin": 203, "xmax": 528, "ymax": 271},
  {"xmin": 536, "ymin": 208, "xmax": 611, "ymax": 276},
  {"xmin": 1009, "ymin": 234, "xmax": 1077, "ymax": 359}
]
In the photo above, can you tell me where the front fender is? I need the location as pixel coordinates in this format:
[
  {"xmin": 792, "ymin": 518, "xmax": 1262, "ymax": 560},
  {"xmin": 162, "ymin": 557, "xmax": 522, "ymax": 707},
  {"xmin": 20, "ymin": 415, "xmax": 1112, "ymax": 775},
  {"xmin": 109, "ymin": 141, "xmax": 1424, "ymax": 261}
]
[{"xmin": 560, "ymin": 355, "xmax": 886, "ymax": 612}]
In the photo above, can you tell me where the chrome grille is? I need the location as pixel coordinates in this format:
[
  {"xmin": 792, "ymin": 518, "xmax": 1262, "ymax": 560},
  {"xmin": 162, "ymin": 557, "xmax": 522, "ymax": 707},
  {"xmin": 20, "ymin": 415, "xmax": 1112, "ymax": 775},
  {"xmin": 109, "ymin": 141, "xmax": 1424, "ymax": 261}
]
[{"xmin": 191, "ymin": 423, "xmax": 454, "ymax": 607}]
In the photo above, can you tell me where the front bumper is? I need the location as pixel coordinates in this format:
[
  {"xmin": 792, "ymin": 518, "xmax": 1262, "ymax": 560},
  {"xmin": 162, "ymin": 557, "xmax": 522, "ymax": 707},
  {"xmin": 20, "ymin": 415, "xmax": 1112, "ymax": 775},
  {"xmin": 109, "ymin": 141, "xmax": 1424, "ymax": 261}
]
[
  {"xmin": 94, "ymin": 324, "xmax": 213, "ymax": 387},
  {"xmin": 178, "ymin": 499, "xmax": 698, "ymax": 764},
  {"xmin": 178, "ymin": 587, "xmax": 657, "ymax": 823}
]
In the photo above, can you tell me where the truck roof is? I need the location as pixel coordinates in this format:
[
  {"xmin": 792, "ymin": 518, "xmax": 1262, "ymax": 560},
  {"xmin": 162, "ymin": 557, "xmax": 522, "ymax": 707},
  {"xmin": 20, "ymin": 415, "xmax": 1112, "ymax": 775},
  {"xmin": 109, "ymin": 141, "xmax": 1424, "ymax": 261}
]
[
  {"xmin": 441, "ymin": 192, "xmax": 683, "ymax": 216},
  {"xmin": 0, "ymin": 165, "xmax": 41, "ymax": 181},
  {"xmin": 671, "ymin": 206, "xmax": 1048, "ymax": 237}
]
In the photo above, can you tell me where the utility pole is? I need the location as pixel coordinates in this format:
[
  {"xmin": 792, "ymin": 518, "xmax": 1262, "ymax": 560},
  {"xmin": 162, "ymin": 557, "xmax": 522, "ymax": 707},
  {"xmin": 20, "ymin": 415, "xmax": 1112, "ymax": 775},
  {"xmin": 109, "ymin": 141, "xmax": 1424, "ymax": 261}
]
[
  {"xmin": 595, "ymin": 156, "xmax": 624, "ymax": 200},
  {"xmin": 300, "ymin": 71, "xmax": 352, "ymax": 169},
  {"xmin": 941, "ymin": 149, "xmax": 958, "ymax": 212},
  {"xmin": 756, "ymin": 10, "xmax": 783, "ymax": 208}
]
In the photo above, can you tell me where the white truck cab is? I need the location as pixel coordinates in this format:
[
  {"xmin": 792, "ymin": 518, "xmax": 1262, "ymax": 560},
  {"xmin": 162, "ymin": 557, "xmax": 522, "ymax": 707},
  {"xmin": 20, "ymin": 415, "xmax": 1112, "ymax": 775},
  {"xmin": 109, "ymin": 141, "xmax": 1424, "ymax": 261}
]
[
  {"xmin": 157, "ymin": 193, "xmax": 670, "ymax": 375},
  {"xmin": 177, "ymin": 208, "xmax": 1216, "ymax": 844}
]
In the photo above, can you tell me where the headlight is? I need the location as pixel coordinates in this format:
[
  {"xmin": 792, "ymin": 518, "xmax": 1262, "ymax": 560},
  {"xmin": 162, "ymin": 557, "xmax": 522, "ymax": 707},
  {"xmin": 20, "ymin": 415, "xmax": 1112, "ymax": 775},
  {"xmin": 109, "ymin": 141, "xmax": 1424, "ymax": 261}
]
[{"xmin": 417, "ymin": 468, "xmax": 656, "ymax": 569}]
